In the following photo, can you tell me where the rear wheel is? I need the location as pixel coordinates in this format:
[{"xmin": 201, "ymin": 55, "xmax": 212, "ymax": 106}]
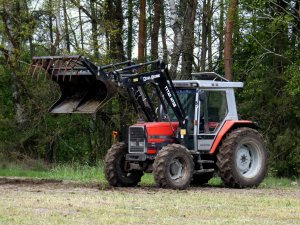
[
  {"xmin": 104, "ymin": 142, "xmax": 143, "ymax": 187},
  {"xmin": 216, "ymin": 127, "xmax": 268, "ymax": 188},
  {"xmin": 153, "ymin": 144, "xmax": 194, "ymax": 190}
]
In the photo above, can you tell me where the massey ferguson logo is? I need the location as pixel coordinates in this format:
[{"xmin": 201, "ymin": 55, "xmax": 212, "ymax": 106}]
[
  {"xmin": 143, "ymin": 74, "xmax": 160, "ymax": 82},
  {"xmin": 164, "ymin": 86, "xmax": 177, "ymax": 107}
]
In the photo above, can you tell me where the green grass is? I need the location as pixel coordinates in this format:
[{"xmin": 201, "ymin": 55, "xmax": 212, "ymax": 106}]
[
  {"xmin": 0, "ymin": 161, "xmax": 299, "ymax": 188},
  {"xmin": 0, "ymin": 162, "xmax": 155, "ymax": 185}
]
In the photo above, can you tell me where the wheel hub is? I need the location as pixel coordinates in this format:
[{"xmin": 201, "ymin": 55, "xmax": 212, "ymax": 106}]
[
  {"xmin": 237, "ymin": 146, "xmax": 251, "ymax": 174},
  {"xmin": 170, "ymin": 159, "xmax": 183, "ymax": 180}
]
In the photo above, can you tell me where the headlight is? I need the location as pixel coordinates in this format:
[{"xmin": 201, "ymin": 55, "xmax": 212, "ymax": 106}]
[
  {"xmin": 138, "ymin": 141, "xmax": 145, "ymax": 147},
  {"xmin": 130, "ymin": 142, "xmax": 137, "ymax": 147}
]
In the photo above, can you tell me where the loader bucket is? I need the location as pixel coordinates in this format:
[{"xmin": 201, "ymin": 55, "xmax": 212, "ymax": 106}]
[
  {"xmin": 30, "ymin": 55, "xmax": 117, "ymax": 113},
  {"xmin": 50, "ymin": 76, "xmax": 116, "ymax": 113}
]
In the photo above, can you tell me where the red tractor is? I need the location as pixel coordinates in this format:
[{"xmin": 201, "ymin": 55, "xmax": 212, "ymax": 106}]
[{"xmin": 31, "ymin": 55, "xmax": 268, "ymax": 189}]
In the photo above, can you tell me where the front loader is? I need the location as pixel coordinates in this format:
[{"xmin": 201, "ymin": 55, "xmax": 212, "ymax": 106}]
[{"xmin": 30, "ymin": 55, "xmax": 268, "ymax": 189}]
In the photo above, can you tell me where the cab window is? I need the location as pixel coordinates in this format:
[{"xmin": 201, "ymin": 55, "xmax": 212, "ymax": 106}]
[{"xmin": 199, "ymin": 91, "xmax": 228, "ymax": 133}]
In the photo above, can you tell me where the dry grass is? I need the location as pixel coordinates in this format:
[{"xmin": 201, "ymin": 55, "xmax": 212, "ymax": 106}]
[{"xmin": 0, "ymin": 182, "xmax": 299, "ymax": 225}]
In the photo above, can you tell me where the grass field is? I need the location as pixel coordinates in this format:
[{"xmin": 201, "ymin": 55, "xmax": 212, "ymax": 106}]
[
  {"xmin": 0, "ymin": 162, "xmax": 300, "ymax": 224},
  {"xmin": 0, "ymin": 180, "xmax": 299, "ymax": 224}
]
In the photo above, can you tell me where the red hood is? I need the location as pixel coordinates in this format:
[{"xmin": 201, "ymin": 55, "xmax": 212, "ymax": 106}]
[{"xmin": 132, "ymin": 121, "xmax": 179, "ymax": 137}]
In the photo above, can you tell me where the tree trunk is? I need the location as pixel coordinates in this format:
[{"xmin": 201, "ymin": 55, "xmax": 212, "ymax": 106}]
[
  {"xmin": 200, "ymin": 0, "xmax": 208, "ymax": 71},
  {"xmin": 169, "ymin": 0, "xmax": 185, "ymax": 78},
  {"xmin": 218, "ymin": 0, "xmax": 224, "ymax": 69},
  {"xmin": 105, "ymin": 0, "xmax": 125, "ymax": 61},
  {"xmin": 24, "ymin": 1, "xmax": 34, "ymax": 57},
  {"xmin": 180, "ymin": 0, "xmax": 197, "ymax": 79},
  {"xmin": 51, "ymin": 0, "xmax": 62, "ymax": 55},
  {"xmin": 292, "ymin": 1, "xmax": 300, "ymax": 51},
  {"xmin": 78, "ymin": 0, "xmax": 84, "ymax": 51},
  {"xmin": 160, "ymin": 1, "xmax": 168, "ymax": 63},
  {"xmin": 207, "ymin": 0, "xmax": 213, "ymax": 70},
  {"xmin": 63, "ymin": 0, "xmax": 70, "ymax": 52},
  {"xmin": 90, "ymin": 0, "xmax": 99, "ymax": 58},
  {"xmin": 49, "ymin": 0, "xmax": 55, "ymax": 54},
  {"xmin": 146, "ymin": 0, "xmax": 153, "ymax": 59},
  {"xmin": 138, "ymin": 0, "xmax": 147, "ymax": 63},
  {"xmin": 151, "ymin": 0, "xmax": 161, "ymax": 63},
  {"xmin": 68, "ymin": 13, "xmax": 79, "ymax": 50},
  {"xmin": 224, "ymin": 0, "xmax": 238, "ymax": 81},
  {"xmin": 112, "ymin": 0, "xmax": 125, "ymax": 60},
  {"xmin": 127, "ymin": 0, "xmax": 133, "ymax": 59},
  {"xmin": 1, "ymin": 2, "xmax": 27, "ymax": 126}
]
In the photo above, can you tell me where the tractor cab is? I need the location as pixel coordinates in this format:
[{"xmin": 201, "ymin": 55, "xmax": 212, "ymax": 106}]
[{"xmin": 159, "ymin": 74, "xmax": 243, "ymax": 153}]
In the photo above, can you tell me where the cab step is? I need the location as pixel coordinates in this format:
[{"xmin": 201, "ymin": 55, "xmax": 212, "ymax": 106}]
[
  {"xmin": 194, "ymin": 169, "xmax": 215, "ymax": 175},
  {"xmin": 197, "ymin": 160, "xmax": 214, "ymax": 164}
]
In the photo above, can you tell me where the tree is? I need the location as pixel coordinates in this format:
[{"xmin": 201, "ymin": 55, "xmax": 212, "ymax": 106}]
[
  {"xmin": 180, "ymin": 0, "xmax": 197, "ymax": 79},
  {"xmin": 127, "ymin": 0, "xmax": 134, "ymax": 59},
  {"xmin": 160, "ymin": 1, "xmax": 168, "ymax": 63},
  {"xmin": 105, "ymin": 0, "xmax": 125, "ymax": 60},
  {"xmin": 138, "ymin": 0, "xmax": 146, "ymax": 63},
  {"xmin": 62, "ymin": 0, "xmax": 70, "ymax": 52},
  {"xmin": 150, "ymin": 0, "xmax": 161, "ymax": 62},
  {"xmin": 0, "ymin": 1, "xmax": 29, "ymax": 126},
  {"xmin": 169, "ymin": 0, "xmax": 186, "ymax": 78},
  {"xmin": 224, "ymin": 0, "xmax": 238, "ymax": 81}
]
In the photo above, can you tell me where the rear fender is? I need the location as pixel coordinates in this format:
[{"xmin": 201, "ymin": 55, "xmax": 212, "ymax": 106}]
[{"xmin": 209, "ymin": 120, "xmax": 259, "ymax": 154}]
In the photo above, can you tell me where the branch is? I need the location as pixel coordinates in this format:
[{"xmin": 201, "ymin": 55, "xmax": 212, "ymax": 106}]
[
  {"xmin": 250, "ymin": 34, "xmax": 292, "ymax": 63},
  {"xmin": 69, "ymin": 0, "xmax": 93, "ymax": 19}
]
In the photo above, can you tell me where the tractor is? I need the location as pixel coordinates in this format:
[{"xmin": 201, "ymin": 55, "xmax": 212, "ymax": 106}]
[{"xmin": 30, "ymin": 55, "xmax": 268, "ymax": 189}]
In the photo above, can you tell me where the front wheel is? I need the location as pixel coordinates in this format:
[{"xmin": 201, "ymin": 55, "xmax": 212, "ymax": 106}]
[
  {"xmin": 153, "ymin": 144, "xmax": 194, "ymax": 190},
  {"xmin": 104, "ymin": 142, "xmax": 143, "ymax": 187},
  {"xmin": 216, "ymin": 127, "xmax": 268, "ymax": 188}
]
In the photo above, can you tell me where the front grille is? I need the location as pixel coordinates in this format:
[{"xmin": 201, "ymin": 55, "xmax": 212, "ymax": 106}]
[{"xmin": 129, "ymin": 126, "xmax": 146, "ymax": 153}]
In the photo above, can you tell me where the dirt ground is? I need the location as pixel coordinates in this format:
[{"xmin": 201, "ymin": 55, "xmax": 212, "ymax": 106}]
[{"xmin": 0, "ymin": 177, "xmax": 300, "ymax": 224}]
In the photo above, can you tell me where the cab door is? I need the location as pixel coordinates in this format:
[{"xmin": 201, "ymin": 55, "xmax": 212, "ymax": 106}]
[{"xmin": 197, "ymin": 90, "xmax": 228, "ymax": 151}]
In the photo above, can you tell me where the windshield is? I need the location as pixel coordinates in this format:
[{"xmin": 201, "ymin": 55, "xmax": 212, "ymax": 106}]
[{"xmin": 161, "ymin": 89, "xmax": 196, "ymax": 124}]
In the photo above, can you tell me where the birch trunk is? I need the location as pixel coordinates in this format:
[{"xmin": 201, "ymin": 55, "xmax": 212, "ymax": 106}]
[
  {"xmin": 160, "ymin": 1, "xmax": 168, "ymax": 63},
  {"xmin": 169, "ymin": 0, "xmax": 185, "ymax": 78}
]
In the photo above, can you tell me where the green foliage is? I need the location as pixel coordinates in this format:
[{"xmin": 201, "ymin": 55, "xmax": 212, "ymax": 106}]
[{"xmin": 233, "ymin": 1, "xmax": 300, "ymax": 177}]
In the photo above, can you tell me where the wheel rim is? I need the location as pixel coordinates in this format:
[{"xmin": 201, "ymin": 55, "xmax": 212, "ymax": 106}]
[
  {"xmin": 117, "ymin": 154, "xmax": 132, "ymax": 178},
  {"xmin": 236, "ymin": 140, "xmax": 262, "ymax": 178},
  {"xmin": 169, "ymin": 157, "xmax": 187, "ymax": 180}
]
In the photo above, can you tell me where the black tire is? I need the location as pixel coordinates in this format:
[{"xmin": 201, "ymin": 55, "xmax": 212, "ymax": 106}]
[
  {"xmin": 216, "ymin": 127, "xmax": 268, "ymax": 188},
  {"xmin": 191, "ymin": 172, "xmax": 214, "ymax": 186},
  {"xmin": 153, "ymin": 144, "xmax": 194, "ymax": 190},
  {"xmin": 104, "ymin": 142, "xmax": 143, "ymax": 187}
]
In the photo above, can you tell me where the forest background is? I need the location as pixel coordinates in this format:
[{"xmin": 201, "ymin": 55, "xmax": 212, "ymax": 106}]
[{"xmin": 0, "ymin": 0, "xmax": 299, "ymax": 178}]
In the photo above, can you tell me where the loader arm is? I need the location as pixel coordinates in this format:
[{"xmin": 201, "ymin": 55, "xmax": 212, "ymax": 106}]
[{"xmin": 113, "ymin": 60, "xmax": 187, "ymax": 128}]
